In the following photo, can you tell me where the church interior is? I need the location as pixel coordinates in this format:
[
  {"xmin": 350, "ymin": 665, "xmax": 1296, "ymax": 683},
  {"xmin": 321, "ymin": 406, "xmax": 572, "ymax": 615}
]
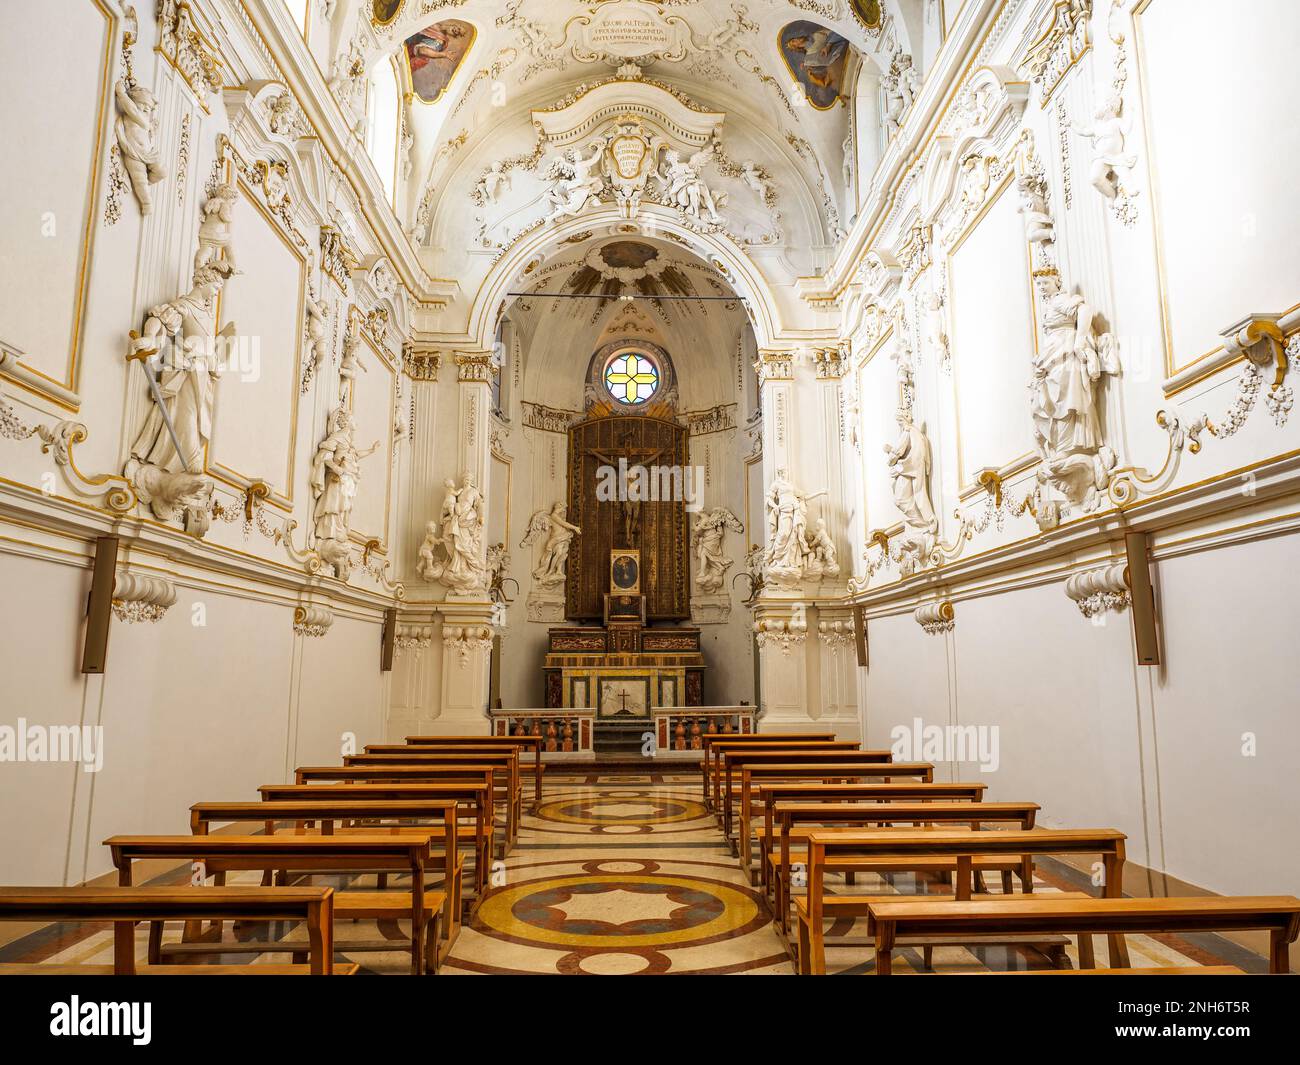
[{"xmin": 2, "ymin": 0, "xmax": 1299, "ymax": 994}]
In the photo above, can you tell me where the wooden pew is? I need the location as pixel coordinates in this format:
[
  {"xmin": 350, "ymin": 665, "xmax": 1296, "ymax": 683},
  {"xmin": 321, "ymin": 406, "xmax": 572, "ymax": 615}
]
[
  {"xmin": 404, "ymin": 735, "xmax": 545, "ymax": 811},
  {"xmin": 258, "ymin": 782, "xmax": 493, "ymax": 895},
  {"xmin": 797, "ymin": 828, "xmax": 1129, "ymax": 975},
  {"xmin": 756, "ymin": 781, "xmax": 989, "ymax": 898},
  {"xmin": 866, "ymin": 896, "xmax": 1300, "ymax": 975},
  {"xmin": 700, "ymin": 733, "xmax": 837, "ymax": 805},
  {"xmin": 292, "ymin": 766, "xmax": 501, "ymax": 856},
  {"xmin": 190, "ymin": 799, "xmax": 463, "ymax": 955},
  {"xmin": 768, "ymin": 801, "xmax": 1039, "ymax": 933},
  {"xmin": 728, "ymin": 757, "xmax": 924, "ymax": 856},
  {"xmin": 105, "ymin": 834, "xmax": 442, "ymax": 975},
  {"xmin": 707, "ymin": 739, "xmax": 855, "ymax": 812},
  {"xmin": 342, "ymin": 753, "xmax": 522, "ymax": 850},
  {"xmin": 0, "ymin": 885, "xmax": 338, "ymax": 975}
]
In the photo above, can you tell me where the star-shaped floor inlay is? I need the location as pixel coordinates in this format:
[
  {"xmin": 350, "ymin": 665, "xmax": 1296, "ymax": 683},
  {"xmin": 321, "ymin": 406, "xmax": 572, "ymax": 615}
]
[
  {"xmin": 589, "ymin": 802, "xmax": 661, "ymax": 818},
  {"xmin": 553, "ymin": 888, "xmax": 686, "ymax": 926}
]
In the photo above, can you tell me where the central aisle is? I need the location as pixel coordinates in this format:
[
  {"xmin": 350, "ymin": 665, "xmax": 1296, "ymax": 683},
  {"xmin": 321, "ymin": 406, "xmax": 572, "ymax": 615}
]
[{"xmin": 443, "ymin": 768, "xmax": 794, "ymax": 975}]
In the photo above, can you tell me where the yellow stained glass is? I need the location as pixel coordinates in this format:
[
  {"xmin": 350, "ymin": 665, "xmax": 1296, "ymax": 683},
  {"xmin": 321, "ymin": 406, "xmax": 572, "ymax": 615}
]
[{"xmin": 604, "ymin": 352, "xmax": 660, "ymax": 404}]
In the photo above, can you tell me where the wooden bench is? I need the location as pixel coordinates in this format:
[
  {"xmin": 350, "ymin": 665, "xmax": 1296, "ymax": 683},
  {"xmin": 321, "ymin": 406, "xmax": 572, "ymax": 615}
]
[
  {"xmin": 190, "ymin": 799, "xmax": 464, "ymax": 955},
  {"xmin": 700, "ymin": 734, "xmax": 838, "ymax": 806},
  {"xmin": 756, "ymin": 782, "xmax": 989, "ymax": 897},
  {"xmin": 767, "ymin": 802, "xmax": 1040, "ymax": 931},
  {"xmin": 865, "ymin": 896, "xmax": 1300, "ymax": 975},
  {"xmin": 797, "ymin": 828, "xmax": 1129, "ymax": 975},
  {"xmin": 293, "ymin": 766, "xmax": 501, "ymax": 854},
  {"xmin": 342, "ymin": 753, "xmax": 522, "ymax": 850},
  {"xmin": 980, "ymin": 965, "xmax": 1246, "ymax": 975},
  {"xmin": 729, "ymin": 758, "xmax": 926, "ymax": 856},
  {"xmin": 707, "ymin": 740, "xmax": 856, "ymax": 812},
  {"xmin": 105, "ymin": 834, "xmax": 443, "ymax": 975},
  {"xmin": 0, "ymin": 885, "xmax": 337, "ymax": 975},
  {"xmin": 404, "ymin": 735, "xmax": 545, "ymax": 811},
  {"xmin": 0, "ymin": 962, "xmax": 360, "ymax": 975},
  {"xmin": 258, "ymin": 782, "xmax": 493, "ymax": 895}
]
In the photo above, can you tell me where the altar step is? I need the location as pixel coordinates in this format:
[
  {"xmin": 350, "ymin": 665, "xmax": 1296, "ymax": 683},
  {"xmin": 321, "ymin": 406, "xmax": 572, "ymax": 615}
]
[{"xmin": 593, "ymin": 720, "xmax": 653, "ymax": 757}]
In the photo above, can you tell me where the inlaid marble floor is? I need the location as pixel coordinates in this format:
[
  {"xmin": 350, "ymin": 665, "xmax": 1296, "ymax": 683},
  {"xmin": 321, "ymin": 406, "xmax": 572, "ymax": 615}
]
[{"xmin": 0, "ymin": 770, "xmax": 1261, "ymax": 975}]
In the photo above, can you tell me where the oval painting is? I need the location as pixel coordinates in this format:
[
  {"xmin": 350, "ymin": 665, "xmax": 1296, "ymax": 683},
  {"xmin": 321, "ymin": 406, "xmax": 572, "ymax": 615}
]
[
  {"xmin": 778, "ymin": 21, "xmax": 851, "ymax": 111},
  {"xmin": 371, "ymin": 0, "xmax": 403, "ymax": 26},
  {"xmin": 404, "ymin": 20, "xmax": 475, "ymax": 104}
]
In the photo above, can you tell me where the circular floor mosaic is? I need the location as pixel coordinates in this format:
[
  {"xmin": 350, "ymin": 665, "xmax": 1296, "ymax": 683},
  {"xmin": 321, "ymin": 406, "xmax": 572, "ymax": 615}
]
[
  {"xmin": 534, "ymin": 792, "xmax": 708, "ymax": 829},
  {"xmin": 474, "ymin": 872, "xmax": 764, "ymax": 950}
]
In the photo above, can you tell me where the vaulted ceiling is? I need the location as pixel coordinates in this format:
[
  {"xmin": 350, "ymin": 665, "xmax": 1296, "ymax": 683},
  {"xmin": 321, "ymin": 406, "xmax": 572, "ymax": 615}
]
[{"xmin": 323, "ymin": 0, "xmax": 931, "ymax": 277}]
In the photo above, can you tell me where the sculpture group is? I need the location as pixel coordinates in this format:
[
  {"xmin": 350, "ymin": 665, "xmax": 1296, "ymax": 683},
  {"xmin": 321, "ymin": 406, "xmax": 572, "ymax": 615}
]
[
  {"xmin": 763, "ymin": 470, "xmax": 838, "ymax": 587},
  {"xmin": 418, "ymin": 473, "xmax": 489, "ymax": 596}
]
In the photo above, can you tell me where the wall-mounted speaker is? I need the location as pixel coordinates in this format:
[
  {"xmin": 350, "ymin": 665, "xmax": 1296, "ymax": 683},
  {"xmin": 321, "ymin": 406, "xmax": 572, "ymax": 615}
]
[
  {"xmin": 81, "ymin": 535, "xmax": 119, "ymax": 674},
  {"xmin": 1124, "ymin": 531, "xmax": 1160, "ymax": 666},
  {"xmin": 380, "ymin": 607, "xmax": 397, "ymax": 672},
  {"xmin": 853, "ymin": 605, "xmax": 868, "ymax": 668}
]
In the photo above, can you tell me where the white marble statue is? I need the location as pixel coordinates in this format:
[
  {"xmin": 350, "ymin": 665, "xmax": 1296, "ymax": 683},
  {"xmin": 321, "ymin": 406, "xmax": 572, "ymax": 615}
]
[
  {"xmin": 885, "ymin": 411, "xmax": 938, "ymax": 534},
  {"xmin": 310, "ymin": 406, "xmax": 380, "ymax": 579},
  {"xmin": 305, "ymin": 292, "xmax": 330, "ymax": 380},
  {"xmin": 545, "ymin": 143, "xmax": 605, "ymax": 221},
  {"xmin": 521, "ymin": 502, "xmax": 581, "ymax": 588},
  {"xmin": 740, "ymin": 161, "xmax": 773, "ymax": 205},
  {"xmin": 922, "ymin": 290, "xmax": 949, "ymax": 367},
  {"xmin": 764, "ymin": 469, "xmax": 821, "ymax": 584},
  {"xmin": 691, "ymin": 507, "xmax": 744, "ymax": 593},
  {"xmin": 114, "ymin": 78, "xmax": 167, "ymax": 215},
  {"xmin": 339, "ymin": 320, "xmax": 367, "ymax": 399},
  {"xmin": 418, "ymin": 472, "xmax": 489, "ymax": 594},
  {"xmin": 478, "ymin": 161, "xmax": 511, "ymax": 204},
  {"xmin": 1030, "ymin": 279, "xmax": 1121, "ymax": 509},
  {"xmin": 659, "ymin": 143, "xmax": 725, "ymax": 224},
  {"xmin": 1072, "ymin": 95, "xmax": 1137, "ymax": 202},
  {"xmin": 803, "ymin": 517, "xmax": 840, "ymax": 579},
  {"xmin": 895, "ymin": 53, "xmax": 921, "ymax": 109},
  {"xmin": 1017, "ymin": 172, "xmax": 1055, "ymax": 245},
  {"xmin": 881, "ymin": 71, "xmax": 905, "ymax": 139},
  {"xmin": 194, "ymin": 183, "xmax": 238, "ymax": 272},
  {"xmin": 126, "ymin": 261, "xmax": 236, "ymax": 487}
]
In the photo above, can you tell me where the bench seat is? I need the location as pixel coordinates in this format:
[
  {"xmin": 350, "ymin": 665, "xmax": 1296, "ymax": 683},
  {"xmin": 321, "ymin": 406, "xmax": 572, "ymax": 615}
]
[{"xmin": 0, "ymin": 962, "xmax": 360, "ymax": 975}]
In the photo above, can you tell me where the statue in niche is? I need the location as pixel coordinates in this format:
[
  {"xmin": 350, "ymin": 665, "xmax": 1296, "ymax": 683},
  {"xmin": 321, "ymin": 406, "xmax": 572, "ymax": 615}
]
[
  {"xmin": 885, "ymin": 410, "xmax": 938, "ymax": 535},
  {"xmin": 310, "ymin": 406, "xmax": 380, "ymax": 579},
  {"xmin": 691, "ymin": 507, "xmax": 744, "ymax": 593},
  {"xmin": 1016, "ymin": 171, "xmax": 1055, "ymax": 246},
  {"xmin": 114, "ymin": 78, "xmax": 167, "ymax": 215},
  {"xmin": 803, "ymin": 517, "xmax": 840, "ymax": 579},
  {"xmin": 477, "ymin": 161, "xmax": 511, "ymax": 204},
  {"xmin": 417, "ymin": 472, "xmax": 489, "ymax": 595},
  {"xmin": 658, "ymin": 143, "xmax": 726, "ymax": 224},
  {"xmin": 124, "ymin": 261, "xmax": 238, "ymax": 532},
  {"xmin": 194, "ymin": 183, "xmax": 238, "ymax": 272},
  {"xmin": 545, "ymin": 143, "xmax": 605, "ymax": 221},
  {"xmin": 1029, "ymin": 277, "xmax": 1120, "ymax": 510},
  {"xmin": 521, "ymin": 502, "xmax": 581, "ymax": 588},
  {"xmin": 1071, "ymin": 95, "xmax": 1137, "ymax": 202}
]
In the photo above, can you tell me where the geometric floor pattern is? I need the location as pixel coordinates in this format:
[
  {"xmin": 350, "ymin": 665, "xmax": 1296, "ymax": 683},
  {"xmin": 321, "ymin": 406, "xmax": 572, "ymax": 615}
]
[{"xmin": 0, "ymin": 770, "xmax": 1259, "ymax": 974}]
